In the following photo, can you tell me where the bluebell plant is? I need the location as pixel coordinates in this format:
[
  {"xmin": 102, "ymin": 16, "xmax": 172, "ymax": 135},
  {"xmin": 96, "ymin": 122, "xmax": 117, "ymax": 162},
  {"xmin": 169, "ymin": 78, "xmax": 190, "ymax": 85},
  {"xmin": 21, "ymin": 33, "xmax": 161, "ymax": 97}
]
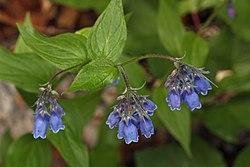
[
  {"xmin": 165, "ymin": 59, "xmax": 213, "ymax": 111},
  {"xmin": 31, "ymin": 55, "xmax": 215, "ymax": 143},
  {"xmin": 33, "ymin": 84, "xmax": 65, "ymax": 139},
  {"xmin": 106, "ymin": 66, "xmax": 157, "ymax": 144}
]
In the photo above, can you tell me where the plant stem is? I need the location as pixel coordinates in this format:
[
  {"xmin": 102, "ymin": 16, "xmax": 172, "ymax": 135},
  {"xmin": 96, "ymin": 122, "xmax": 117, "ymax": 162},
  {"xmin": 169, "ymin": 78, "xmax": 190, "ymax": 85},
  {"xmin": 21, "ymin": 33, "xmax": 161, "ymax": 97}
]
[
  {"xmin": 198, "ymin": 0, "xmax": 227, "ymax": 35},
  {"xmin": 118, "ymin": 65, "xmax": 132, "ymax": 91},
  {"xmin": 118, "ymin": 54, "xmax": 177, "ymax": 66},
  {"xmin": 47, "ymin": 63, "xmax": 85, "ymax": 87}
]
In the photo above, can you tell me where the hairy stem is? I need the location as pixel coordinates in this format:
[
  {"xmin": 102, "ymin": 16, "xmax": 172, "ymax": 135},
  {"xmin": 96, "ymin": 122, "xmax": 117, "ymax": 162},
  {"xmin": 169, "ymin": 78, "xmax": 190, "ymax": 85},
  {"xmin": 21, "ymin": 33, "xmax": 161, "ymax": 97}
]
[
  {"xmin": 118, "ymin": 65, "xmax": 132, "ymax": 91},
  {"xmin": 47, "ymin": 63, "xmax": 86, "ymax": 87},
  {"xmin": 118, "ymin": 54, "xmax": 177, "ymax": 66}
]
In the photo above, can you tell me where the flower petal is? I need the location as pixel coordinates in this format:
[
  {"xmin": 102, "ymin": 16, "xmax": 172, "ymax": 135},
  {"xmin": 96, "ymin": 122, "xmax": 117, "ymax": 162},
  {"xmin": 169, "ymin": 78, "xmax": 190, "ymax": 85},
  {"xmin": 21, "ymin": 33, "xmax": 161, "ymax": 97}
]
[
  {"xmin": 49, "ymin": 111, "xmax": 65, "ymax": 133},
  {"xmin": 184, "ymin": 89, "xmax": 201, "ymax": 111},
  {"xmin": 140, "ymin": 117, "xmax": 154, "ymax": 138},
  {"xmin": 166, "ymin": 90, "xmax": 181, "ymax": 110},
  {"xmin": 33, "ymin": 113, "xmax": 49, "ymax": 139}
]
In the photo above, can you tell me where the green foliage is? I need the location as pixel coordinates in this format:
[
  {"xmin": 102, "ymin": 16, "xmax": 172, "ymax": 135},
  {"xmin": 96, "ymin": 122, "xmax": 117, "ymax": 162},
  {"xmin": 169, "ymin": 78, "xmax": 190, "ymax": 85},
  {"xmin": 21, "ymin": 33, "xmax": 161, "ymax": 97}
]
[
  {"xmin": 153, "ymin": 86, "xmax": 191, "ymax": 156},
  {"xmin": 201, "ymin": 93, "xmax": 250, "ymax": 143},
  {"xmin": 219, "ymin": 0, "xmax": 250, "ymax": 41},
  {"xmin": 1, "ymin": 0, "xmax": 250, "ymax": 166},
  {"xmin": 50, "ymin": 0, "xmax": 109, "ymax": 12},
  {"xmin": 87, "ymin": 0, "xmax": 127, "ymax": 61},
  {"xmin": 90, "ymin": 108, "xmax": 121, "ymax": 167},
  {"xmin": 135, "ymin": 137, "xmax": 226, "ymax": 167},
  {"xmin": 158, "ymin": 0, "xmax": 208, "ymax": 66},
  {"xmin": 76, "ymin": 27, "xmax": 92, "ymax": 38},
  {"xmin": 0, "ymin": 131, "xmax": 13, "ymax": 166},
  {"xmin": 181, "ymin": 32, "xmax": 208, "ymax": 66},
  {"xmin": 17, "ymin": 24, "xmax": 89, "ymax": 70},
  {"xmin": 124, "ymin": 0, "xmax": 165, "ymax": 55},
  {"xmin": 6, "ymin": 134, "xmax": 52, "ymax": 167},
  {"xmin": 0, "ymin": 46, "xmax": 55, "ymax": 93},
  {"xmin": 48, "ymin": 92, "xmax": 101, "ymax": 167},
  {"xmin": 69, "ymin": 58, "xmax": 119, "ymax": 91},
  {"xmin": 178, "ymin": 0, "xmax": 219, "ymax": 14},
  {"xmin": 157, "ymin": 0, "xmax": 185, "ymax": 56},
  {"xmin": 14, "ymin": 14, "xmax": 33, "ymax": 53},
  {"xmin": 233, "ymin": 145, "xmax": 250, "ymax": 167}
]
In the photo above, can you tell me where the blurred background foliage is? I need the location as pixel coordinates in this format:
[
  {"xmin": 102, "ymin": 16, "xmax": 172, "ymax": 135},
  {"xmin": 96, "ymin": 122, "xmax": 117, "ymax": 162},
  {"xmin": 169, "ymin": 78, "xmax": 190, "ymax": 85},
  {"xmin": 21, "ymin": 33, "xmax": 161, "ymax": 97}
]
[{"xmin": 0, "ymin": 0, "xmax": 250, "ymax": 167}]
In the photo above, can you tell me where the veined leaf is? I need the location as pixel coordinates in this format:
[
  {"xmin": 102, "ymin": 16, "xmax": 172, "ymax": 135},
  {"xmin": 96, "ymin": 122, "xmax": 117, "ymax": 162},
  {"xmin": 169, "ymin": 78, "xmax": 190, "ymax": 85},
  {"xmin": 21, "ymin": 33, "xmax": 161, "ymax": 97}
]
[
  {"xmin": 87, "ymin": 0, "xmax": 127, "ymax": 61},
  {"xmin": 0, "ymin": 46, "xmax": 55, "ymax": 93},
  {"xmin": 69, "ymin": 58, "xmax": 119, "ymax": 91},
  {"xmin": 17, "ymin": 24, "xmax": 89, "ymax": 69}
]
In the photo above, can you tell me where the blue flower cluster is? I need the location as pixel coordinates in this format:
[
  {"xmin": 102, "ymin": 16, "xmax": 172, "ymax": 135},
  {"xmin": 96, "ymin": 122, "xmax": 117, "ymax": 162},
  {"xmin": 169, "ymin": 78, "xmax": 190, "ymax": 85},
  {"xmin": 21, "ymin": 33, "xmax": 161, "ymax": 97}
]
[
  {"xmin": 106, "ymin": 93, "xmax": 157, "ymax": 144},
  {"xmin": 33, "ymin": 90, "xmax": 65, "ymax": 139},
  {"xmin": 165, "ymin": 61, "xmax": 212, "ymax": 111}
]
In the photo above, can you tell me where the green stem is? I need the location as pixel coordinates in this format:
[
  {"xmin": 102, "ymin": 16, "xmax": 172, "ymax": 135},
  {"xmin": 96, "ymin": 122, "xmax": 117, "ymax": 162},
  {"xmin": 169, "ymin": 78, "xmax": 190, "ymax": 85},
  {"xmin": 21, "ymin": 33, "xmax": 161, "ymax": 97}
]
[
  {"xmin": 47, "ymin": 62, "xmax": 85, "ymax": 87},
  {"xmin": 117, "ymin": 54, "xmax": 177, "ymax": 66},
  {"xmin": 198, "ymin": 0, "xmax": 227, "ymax": 35},
  {"xmin": 118, "ymin": 65, "xmax": 132, "ymax": 91}
]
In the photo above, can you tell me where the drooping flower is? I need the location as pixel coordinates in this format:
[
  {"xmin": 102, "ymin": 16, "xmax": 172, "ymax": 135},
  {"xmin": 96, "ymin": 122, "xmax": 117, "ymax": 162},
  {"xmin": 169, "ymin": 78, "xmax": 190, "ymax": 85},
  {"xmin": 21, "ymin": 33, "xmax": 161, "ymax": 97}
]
[
  {"xmin": 183, "ymin": 88, "xmax": 201, "ymax": 111},
  {"xmin": 106, "ymin": 93, "xmax": 157, "ymax": 144},
  {"xmin": 32, "ymin": 87, "xmax": 65, "ymax": 139},
  {"xmin": 143, "ymin": 98, "xmax": 157, "ymax": 115},
  {"xmin": 33, "ymin": 112, "xmax": 49, "ymax": 139},
  {"xmin": 49, "ymin": 110, "xmax": 65, "ymax": 133},
  {"xmin": 166, "ymin": 90, "xmax": 181, "ymax": 110},
  {"xmin": 164, "ymin": 60, "xmax": 214, "ymax": 111},
  {"xmin": 118, "ymin": 120, "xmax": 139, "ymax": 144},
  {"xmin": 139, "ymin": 117, "xmax": 154, "ymax": 138},
  {"xmin": 194, "ymin": 76, "xmax": 212, "ymax": 95},
  {"xmin": 49, "ymin": 98, "xmax": 65, "ymax": 133},
  {"xmin": 106, "ymin": 111, "xmax": 120, "ymax": 129}
]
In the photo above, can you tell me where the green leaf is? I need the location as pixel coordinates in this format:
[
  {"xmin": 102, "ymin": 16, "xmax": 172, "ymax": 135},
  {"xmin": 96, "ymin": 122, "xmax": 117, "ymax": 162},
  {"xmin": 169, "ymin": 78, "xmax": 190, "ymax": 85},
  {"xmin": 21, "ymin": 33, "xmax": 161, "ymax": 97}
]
[
  {"xmin": 75, "ymin": 27, "xmax": 91, "ymax": 38},
  {"xmin": 148, "ymin": 58, "xmax": 173, "ymax": 79},
  {"xmin": 153, "ymin": 86, "xmax": 191, "ymax": 156},
  {"xmin": 135, "ymin": 137, "xmax": 226, "ymax": 167},
  {"xmin": 69, "ymin": 58, "xmax": 119, "ymax": 91},
  {"xmin": 6, "ymin": 134, "xmax": 51, "ymax": 167},
  {"xmin": 0, "ymin": 131, "xmax": 13, "ymax": 166},
  {"xmin": 90, "ymin": 108, "xmax": 121, "ymax": 167},
  {"xmin": 205, "ymin": 26, "xmax": 234, "ymax": 76},
  {"xmin": 233, "ymin": 145, "xmax": 250, "ymax": 167},
  {"xmin": 219, "ymin": 0, "xmax": 250, "ymax": 41},
  {"xmin": 124, "ymin": 0, "xmax": 166, "ymax": 55},
  {"xmin": 87, "ymin": 0, "xmax": 127, "ymax": 60},
  {"xmin": 182, "ymin": 32, "xmax": 209, "ymax": 66},
  {"xmin": 48, "ymin": 92, "xmax": 101, "ymax": 167},
  {"xmin": 15, "ymin": 13, "xmax": 33, "ymax": 53},
  {"xmin": 157, "ymin": 0, "xmax": 185, "ymax": 56},
  {"xmin": 201, "ymin": 93, "xmax": 250, "ymax": 143},
  {"xmin": 157, "ymin": 0, "xmax": 209, "ymax": 65},
  {"xmin": 17, "ymin": 24, "xmax": 89, "ymax": 69},
  {"xmin": 0, "ymin": 46, "xmax": 55, "ymax": 93}
]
